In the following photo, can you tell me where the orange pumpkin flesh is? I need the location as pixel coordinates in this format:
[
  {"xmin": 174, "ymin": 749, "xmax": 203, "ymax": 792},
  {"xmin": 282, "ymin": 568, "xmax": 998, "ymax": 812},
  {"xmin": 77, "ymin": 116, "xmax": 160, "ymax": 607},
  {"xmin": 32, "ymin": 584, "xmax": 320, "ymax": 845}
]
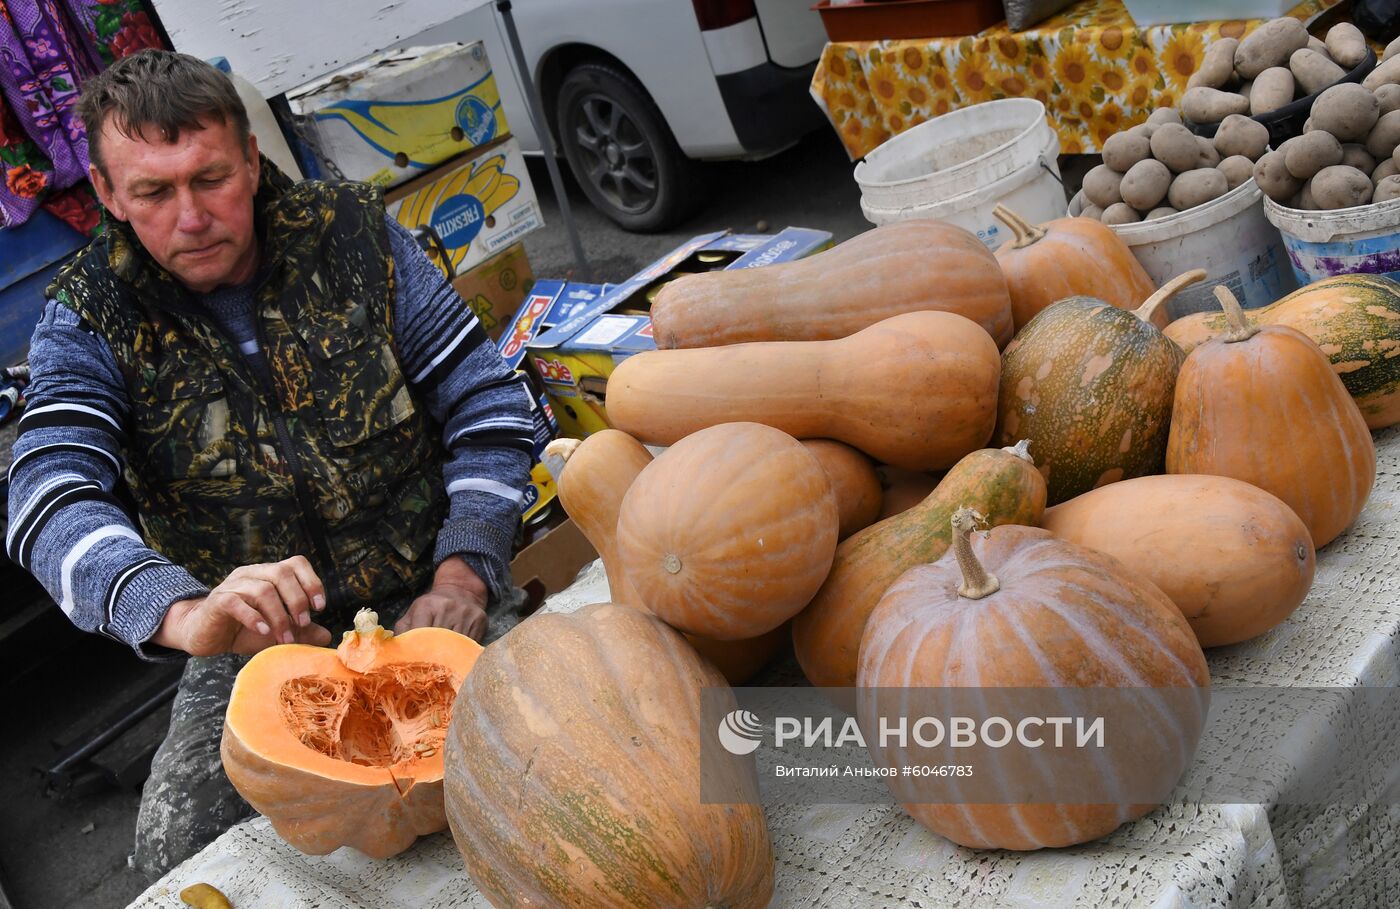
[{"xmin": 221, "ymin": 609, "xmax": 481, "ymax": 858}]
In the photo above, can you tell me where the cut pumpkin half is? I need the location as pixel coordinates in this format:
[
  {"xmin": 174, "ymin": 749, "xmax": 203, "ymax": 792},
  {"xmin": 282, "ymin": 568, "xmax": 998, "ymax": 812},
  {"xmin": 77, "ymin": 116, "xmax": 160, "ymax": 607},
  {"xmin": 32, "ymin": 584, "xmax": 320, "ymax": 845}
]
[{"xmin": 220, "ymin": 608, "xmax": 482, "ymax": 858}]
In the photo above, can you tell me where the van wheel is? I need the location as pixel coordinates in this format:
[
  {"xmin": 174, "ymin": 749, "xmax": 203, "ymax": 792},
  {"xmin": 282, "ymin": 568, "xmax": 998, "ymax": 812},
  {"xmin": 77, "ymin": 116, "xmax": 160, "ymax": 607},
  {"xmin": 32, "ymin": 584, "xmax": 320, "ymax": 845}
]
[{"xmin": 556, "ymin": 62, "xmax": 700, "ymax": 232}]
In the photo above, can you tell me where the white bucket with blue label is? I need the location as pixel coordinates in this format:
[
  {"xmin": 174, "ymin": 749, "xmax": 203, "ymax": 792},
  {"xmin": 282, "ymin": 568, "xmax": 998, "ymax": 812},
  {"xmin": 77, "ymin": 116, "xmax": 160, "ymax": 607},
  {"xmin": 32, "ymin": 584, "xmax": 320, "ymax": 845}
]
[{"xmin": 1263, "ymin": 196, "xmax": 1400, "ymax": 284}]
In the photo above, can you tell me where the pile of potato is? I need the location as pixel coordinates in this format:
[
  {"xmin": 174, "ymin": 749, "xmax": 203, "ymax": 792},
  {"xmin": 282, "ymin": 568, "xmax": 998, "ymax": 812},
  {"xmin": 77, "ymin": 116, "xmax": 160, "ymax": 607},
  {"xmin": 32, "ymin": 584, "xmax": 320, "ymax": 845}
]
[
  {"xmin": 1253, "ymin": 79, "xmax": 1400, "ymax": 209},
  {"xmin": 1073, "ymin": 107, "xmax": 1271, "ymax": 223},
  {"xmin": 1181, "ymin": 19, "xmax": 1378, "ymax": 124}
]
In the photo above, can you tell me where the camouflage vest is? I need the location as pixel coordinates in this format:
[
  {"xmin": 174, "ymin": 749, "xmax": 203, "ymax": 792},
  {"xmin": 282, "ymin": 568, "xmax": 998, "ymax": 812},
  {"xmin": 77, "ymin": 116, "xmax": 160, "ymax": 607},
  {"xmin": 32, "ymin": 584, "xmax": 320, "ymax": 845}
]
[{"xmin": 48, "ymin": 162, "xmax": 446, "ymax": 628}]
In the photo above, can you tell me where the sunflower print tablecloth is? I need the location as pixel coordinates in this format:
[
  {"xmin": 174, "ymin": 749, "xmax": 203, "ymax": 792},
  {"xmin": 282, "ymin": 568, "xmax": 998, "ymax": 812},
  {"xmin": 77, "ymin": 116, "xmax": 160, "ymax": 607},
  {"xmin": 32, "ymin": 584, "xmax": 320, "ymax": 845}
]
[{"xmin": 812, "ymin": 0, "xmax": 1339, "ymax": 159}]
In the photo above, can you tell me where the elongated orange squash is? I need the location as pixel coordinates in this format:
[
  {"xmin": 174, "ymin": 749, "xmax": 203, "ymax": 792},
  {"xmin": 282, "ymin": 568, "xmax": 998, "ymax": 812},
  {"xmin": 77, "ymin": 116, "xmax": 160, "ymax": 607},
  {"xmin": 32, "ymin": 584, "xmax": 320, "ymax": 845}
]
[
  {"xmin": 1044, "ymin": 474, "xmax": 1315, "ymax": 647},
  {"xmin": 546, "ymin": 430, "xmax": 789, "ymax": 684},
  {"xmin": 608, "ymin": 310, "xmax": 1001, "ymax": 472},
  {"xmin": 792, "ymin": 443, "xmax": 1046, "ymax": 689},
  {"xmin": 650, "ymin": 220, "xmax": 1015, "ymax": 349},
  {"xmin": 876, "ymin": 466, "xmax": 943, "ymax": 520}
]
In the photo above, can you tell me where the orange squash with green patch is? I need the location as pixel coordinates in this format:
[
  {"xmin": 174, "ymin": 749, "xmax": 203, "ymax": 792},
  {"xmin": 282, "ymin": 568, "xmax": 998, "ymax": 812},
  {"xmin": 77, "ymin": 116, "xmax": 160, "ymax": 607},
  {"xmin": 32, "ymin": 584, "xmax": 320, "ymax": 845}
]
[
  {"xmin": 994, "ymin": 271, "xmax": 1202, "ymax": 505},
  {"xmin": 1163, "ymin": 274, "xmax": 1400, "ymax": 429}
]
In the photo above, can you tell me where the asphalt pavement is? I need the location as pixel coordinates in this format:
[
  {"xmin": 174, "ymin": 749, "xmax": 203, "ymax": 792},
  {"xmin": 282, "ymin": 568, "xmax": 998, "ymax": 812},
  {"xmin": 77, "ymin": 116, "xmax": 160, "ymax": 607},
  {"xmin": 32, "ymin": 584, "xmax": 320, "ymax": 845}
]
[{"xmin": 0, "ymin": 125, "xmax": 877, "ymax": 909}]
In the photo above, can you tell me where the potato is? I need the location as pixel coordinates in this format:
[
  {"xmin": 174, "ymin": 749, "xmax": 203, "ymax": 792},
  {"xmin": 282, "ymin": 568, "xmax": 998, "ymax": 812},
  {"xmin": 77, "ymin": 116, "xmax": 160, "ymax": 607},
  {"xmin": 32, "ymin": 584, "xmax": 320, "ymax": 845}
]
[
  {"xmin": 1289, "ymin": 49, "xmax": 1346, "ymax": 97},
  {"xmin": 1146, "ymin": 206, "xmax": 1179, "ymax": 220},
  {"xmin": 1292, "ymin": 180, "xmax": 1317, "ymax": 210},
  {"xmin": 1304, "ymin": 117, "xmax": 1317, "ymax": 133},
  {"xmin": 1219, "ymin": 155, "xmax": 1256, "ymax": 189},
  {"xmin": 1120, "ymin": 158, "xmax": 1173, "ymax": 210},
  {"xmin": 1311, "ymin": 165, "xmax": 1373, "ymax": 209},
  {"xmin": 1188, "ymin": 38, "xmax": 1240, "ymax": 90},
  {"xmin": 1239, "ymin": 80, "xmax": 1254, "ymax": 104},
  {"xmin": 1150, "ymin": 123, "xmax": 1205, "ymax": 173},
  {"xmin": 1375, "ymin": 175, "xmax": 1400, "ymax": 203},
  {"xmin": 1325, "ymin": 23, "xmax": 1369, "ymax": 69},
  {"xmin": 1284, "ymin": 130, "xmax": 1344, "ymax": 179},
  {"xmin": 1213, "ymin": 113, "xmax": 1270, "ymax": 159},
  {"xmin": 1080, "ymin": 201, "xmax": 1105, "ymax": 220},
  {"xmin": 1235, "ymin": 17, "xmax": 1309, "ymax": 80},
  {"xmin": 1366, "ymin": 111, "xmax": 1400, "ymax": 160},
  {"xmin": 1183, "ymin": 86, "xmax": 1251, "ymax": 124},
  {"xmin": 1377, "ymin": 85, "xmax": 1400, "ymax": 117},
  {"xmin": 1082, "ymin": 163, "xmax": 1125, "ymax": 208},
  {"xmin": 1386, "ymin": 35, "xmax": 1400, "ymax": 62},
  {"xmin": 1362, "ymin": 55, "xmax": 1400, "ymax": 92},
  {"xmin": 1374, "ymin": 158, "xmax": 1399, "ymax": 184},
  {"xmin": 1254, "ymin": 149, "xmax": 1303, "ymax": 201},
  {"xmin": 1196, "ymin": 135, "xmax": 1222, "ymax": 167},
  {"xmin": 1147, "ymin": 107, "xmax": 1183, "ymax": 127},
  {"xmin": 1250, "ymin": 67, "xmax": 1296, "ymax": 115},
  {"xmin": 1126, "ymin": 123, "xmax": 1156, "ymax": 141},
  {"xmin": 1103, "ymin": 130, "xmax": 1152, "ymax": 172},
  {"xmin": 1307, "ymin": 36, "xmax": 1330, "ymax": 58},
  {"xmin": 1341, "ymin": 144, "xmax": 1377, "ymax": 174},
  {"xmin": 1101, "ymin": 202, "xmax": 1142, "ymax": 225},
  {"xmin": 1168, "ymin": 168, "xmax": 1229, "ymax": 210},
  {"xmin": 1309, "ymin": 84, "xmax": 1381, "ymax": 143}
]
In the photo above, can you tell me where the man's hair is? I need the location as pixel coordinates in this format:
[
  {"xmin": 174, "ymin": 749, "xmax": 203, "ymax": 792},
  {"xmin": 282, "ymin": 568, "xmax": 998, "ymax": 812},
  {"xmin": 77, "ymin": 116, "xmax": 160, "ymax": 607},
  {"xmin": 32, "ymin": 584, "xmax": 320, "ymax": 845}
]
[{"xmin": 78, "ymin": 49, "xmax": 250, "ymax": 178}]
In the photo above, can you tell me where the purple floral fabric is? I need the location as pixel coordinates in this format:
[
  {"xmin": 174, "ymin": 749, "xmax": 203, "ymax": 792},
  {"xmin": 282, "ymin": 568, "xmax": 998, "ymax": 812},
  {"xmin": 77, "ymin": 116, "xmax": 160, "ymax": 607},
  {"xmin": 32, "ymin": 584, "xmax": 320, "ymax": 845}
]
[{"xmin": 0, "ymin": 0, "xmax": 162, "ymax": 232}]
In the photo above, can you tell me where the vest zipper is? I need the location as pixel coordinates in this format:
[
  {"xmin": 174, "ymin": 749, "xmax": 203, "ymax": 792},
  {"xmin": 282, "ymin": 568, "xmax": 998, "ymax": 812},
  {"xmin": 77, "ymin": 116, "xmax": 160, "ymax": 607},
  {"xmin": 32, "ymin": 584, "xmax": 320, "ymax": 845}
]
[{"xmin": 248, "ymin": 318, "xmax": 345, "ymax": 613}]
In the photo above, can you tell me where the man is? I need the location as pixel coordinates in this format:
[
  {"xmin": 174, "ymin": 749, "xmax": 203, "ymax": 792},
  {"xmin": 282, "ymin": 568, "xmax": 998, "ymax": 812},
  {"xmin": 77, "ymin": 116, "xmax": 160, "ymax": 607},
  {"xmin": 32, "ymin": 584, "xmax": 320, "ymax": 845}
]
[{"xmin": 6, "ymin": 50, "xmax": 534, "ymax": 877}]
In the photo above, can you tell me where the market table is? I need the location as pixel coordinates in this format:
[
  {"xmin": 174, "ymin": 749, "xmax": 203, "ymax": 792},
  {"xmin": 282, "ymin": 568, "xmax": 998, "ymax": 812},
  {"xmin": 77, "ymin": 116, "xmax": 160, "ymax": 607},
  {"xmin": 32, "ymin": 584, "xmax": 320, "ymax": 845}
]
[
  {"xmin": 812, "ymin": 0, "xmax": 1339, "ymax": 158},
  {"xmin": 130, "ymin": 428, "xmax": 1400, "ymax": 908}
]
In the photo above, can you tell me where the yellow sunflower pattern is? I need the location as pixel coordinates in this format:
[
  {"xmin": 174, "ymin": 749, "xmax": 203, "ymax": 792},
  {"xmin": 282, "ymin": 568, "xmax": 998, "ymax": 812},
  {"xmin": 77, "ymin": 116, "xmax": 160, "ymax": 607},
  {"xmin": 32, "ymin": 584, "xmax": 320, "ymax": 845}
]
[{"xmin": 810, "ymin": 0, "xmax": 1337, "ymax": 158}]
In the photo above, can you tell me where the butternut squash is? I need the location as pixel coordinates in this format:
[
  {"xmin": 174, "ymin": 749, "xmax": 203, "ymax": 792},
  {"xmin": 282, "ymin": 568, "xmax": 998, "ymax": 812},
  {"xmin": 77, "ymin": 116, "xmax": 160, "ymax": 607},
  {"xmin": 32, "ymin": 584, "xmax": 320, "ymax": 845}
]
[
  {"xmin": 607, "ymin": 310, "xmax": 1002, "ymax": 472},
  {"xmin": 801, "ymin": 439, "xmax": 883, "ymax": 539},
  {"xmin": 649, "ymin": 220, "xmax": 1015, "ymax": 349}
]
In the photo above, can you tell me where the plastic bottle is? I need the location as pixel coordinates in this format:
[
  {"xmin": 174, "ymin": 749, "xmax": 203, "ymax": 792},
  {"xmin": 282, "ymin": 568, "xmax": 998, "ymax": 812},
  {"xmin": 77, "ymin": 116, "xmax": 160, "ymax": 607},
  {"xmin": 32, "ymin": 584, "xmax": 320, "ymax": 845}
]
[{"xmin": 210, "ymin": 57, "xmax": 304, "ymax": 180}]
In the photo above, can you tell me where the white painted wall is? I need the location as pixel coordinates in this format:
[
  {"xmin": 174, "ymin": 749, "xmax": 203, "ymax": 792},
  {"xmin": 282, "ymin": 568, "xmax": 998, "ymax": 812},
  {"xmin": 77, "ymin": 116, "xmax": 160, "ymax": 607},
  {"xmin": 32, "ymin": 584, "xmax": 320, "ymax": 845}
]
[{"xmin": 151, "ymin": 0, "xmax": 492, "ymax": 97}]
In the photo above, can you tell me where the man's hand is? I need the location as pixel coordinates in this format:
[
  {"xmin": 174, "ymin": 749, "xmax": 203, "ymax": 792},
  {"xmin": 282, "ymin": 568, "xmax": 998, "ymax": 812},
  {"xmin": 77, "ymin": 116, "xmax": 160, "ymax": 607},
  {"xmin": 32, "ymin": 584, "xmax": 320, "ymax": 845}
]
[
  {"xmin": 152, "ymin": 556, "xmax": 331, "ymax": 656},
  {"xmin": 395, "ymin": 556, "xmax": 489, "ymax": 641}
]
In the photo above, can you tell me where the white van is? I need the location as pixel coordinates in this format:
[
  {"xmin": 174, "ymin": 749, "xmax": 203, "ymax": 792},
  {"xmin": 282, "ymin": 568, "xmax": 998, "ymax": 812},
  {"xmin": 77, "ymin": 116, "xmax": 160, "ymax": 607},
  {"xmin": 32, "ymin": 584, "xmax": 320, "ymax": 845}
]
[{"xmin": 408, "ymin": 0, "xmax": 829, "ymax": 230}]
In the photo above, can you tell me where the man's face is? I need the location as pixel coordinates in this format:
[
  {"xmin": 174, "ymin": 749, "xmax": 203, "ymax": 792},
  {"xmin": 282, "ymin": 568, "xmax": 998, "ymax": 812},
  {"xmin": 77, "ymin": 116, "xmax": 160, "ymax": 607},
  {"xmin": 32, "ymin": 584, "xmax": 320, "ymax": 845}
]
[{"xmin": 90, "ymin": 115, "xmax": 261, "ymax": 294}]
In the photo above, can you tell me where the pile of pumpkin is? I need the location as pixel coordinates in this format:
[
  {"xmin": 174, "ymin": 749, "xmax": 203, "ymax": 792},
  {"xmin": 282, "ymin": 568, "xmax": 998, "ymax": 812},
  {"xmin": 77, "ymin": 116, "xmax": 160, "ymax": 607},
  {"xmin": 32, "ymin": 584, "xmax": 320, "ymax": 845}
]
[{"xmin": 217, "ymin": 215, "xmax": 1399, "ymax": 908}]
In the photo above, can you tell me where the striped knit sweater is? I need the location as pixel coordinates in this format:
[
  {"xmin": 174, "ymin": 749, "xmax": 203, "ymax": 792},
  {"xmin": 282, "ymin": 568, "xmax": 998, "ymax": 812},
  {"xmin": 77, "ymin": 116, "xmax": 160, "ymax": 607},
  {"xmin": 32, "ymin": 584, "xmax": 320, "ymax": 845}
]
[{"xmin": 7, "ymin": 217, "xmax": 533, "ymax": 658}]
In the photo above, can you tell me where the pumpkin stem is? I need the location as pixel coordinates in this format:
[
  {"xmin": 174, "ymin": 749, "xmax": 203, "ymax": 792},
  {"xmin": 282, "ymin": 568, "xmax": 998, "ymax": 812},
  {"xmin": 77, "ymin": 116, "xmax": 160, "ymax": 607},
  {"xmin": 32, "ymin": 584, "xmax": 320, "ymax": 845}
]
[
  {"xmin": 951, "ymin": 507, "xmax": 999, "ymax": 599},
  {"xmin": 541, "ymin": 437, "xmax": 581, "ymax": 483},
  {"xmin": 1133, "ymin": 269, "xmax": 1207, "ymax": 323},
  {"xmin": 338, "ymin": 608, "xmax": 394, "ymax": 672},
  {"xmin": 993, "ymin": 204, "xmax": 1046, "ymax": 249},
  {"xmin": 1216, "ymin": 285, "xmax": 1259, "ymax": 342},
  {"xmin": 1002, "ymin": 439, "xmax": 1034, "ymax": 465}
]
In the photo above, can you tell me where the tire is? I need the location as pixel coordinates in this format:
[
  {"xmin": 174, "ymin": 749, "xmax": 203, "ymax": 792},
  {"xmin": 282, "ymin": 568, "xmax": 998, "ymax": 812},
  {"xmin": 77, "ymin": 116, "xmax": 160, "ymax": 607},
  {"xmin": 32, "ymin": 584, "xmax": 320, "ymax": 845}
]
[{"xmin": 555, "ymin": 62, "xmax": 701, "ymax": 232}]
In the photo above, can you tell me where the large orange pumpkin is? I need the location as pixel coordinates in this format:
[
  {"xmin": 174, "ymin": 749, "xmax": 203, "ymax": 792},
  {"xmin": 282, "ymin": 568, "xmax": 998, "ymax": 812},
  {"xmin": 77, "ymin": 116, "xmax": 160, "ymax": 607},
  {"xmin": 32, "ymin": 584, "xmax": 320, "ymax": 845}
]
[
  {"xmin": 650, "ymin": 219, "xmax": 1015, "ymax": 348},
  {"xmin": 992, "ymin": 204, "xmax": 1160, "ymax": 330},
  {"xmin": 617, "ymin": 422, "xmax": 838, "ymax": 640},
  {"xmin": 221, "ymin": 609, "xmax": 481, "ymax": 858},
  {"xmin": 1166, "ymin": 287, "xmax": 1376, "ymax": 547},
  {"xmin": 444, "ymin": 603, "xmax": 774, "ymax": 909},
  {"xmin": 546, "ymin": 429, "xmax": 790, "ymax": 684},
  {"xmin": 858, "ymin": 512, "xmax": 1210, "ymax": 851}
]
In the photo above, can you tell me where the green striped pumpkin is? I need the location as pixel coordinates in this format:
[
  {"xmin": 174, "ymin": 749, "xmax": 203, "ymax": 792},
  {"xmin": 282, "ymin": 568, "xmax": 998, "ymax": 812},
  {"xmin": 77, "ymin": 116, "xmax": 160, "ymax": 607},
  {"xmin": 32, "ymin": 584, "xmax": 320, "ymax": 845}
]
[
  {"xmin": 1164, "ymin": 275, "xmax": 1400, "ymax": 429},
  {"xmin": 994, "ymin": 273, "xmax": 1198, "ymax": 505}
]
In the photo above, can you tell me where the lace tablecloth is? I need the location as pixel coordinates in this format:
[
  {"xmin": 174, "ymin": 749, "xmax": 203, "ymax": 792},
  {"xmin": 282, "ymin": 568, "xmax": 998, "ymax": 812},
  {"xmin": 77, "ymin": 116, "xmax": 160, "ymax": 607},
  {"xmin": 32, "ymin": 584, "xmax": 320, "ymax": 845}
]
[{"xmin": 131, "ymin": 428, "xmax": 1400, "ymax": 908}]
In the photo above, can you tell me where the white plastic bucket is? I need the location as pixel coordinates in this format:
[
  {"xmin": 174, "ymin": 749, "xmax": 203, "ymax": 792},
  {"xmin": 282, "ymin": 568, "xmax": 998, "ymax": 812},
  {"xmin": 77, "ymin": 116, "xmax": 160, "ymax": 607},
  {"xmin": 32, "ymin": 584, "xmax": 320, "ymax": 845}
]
[
  {"xmin": 855, "ymin": 99, "xmax": 1064, "ymax": 249},
  {"xmin": 1262, "ymin": 197, "xmax": 1400, "ymax": 284},
  {"xmin": 1070, "ymin": 179, "xmax": 1297, "ymax": 320}
]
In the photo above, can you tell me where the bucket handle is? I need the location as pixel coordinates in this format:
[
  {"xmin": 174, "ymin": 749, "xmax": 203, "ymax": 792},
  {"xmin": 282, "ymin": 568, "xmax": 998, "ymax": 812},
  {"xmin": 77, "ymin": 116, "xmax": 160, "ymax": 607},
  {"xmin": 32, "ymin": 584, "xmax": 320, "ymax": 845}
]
[{"xmin": 1038, "ymin": 154, "xmax": 1062, "ymax": 187}]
